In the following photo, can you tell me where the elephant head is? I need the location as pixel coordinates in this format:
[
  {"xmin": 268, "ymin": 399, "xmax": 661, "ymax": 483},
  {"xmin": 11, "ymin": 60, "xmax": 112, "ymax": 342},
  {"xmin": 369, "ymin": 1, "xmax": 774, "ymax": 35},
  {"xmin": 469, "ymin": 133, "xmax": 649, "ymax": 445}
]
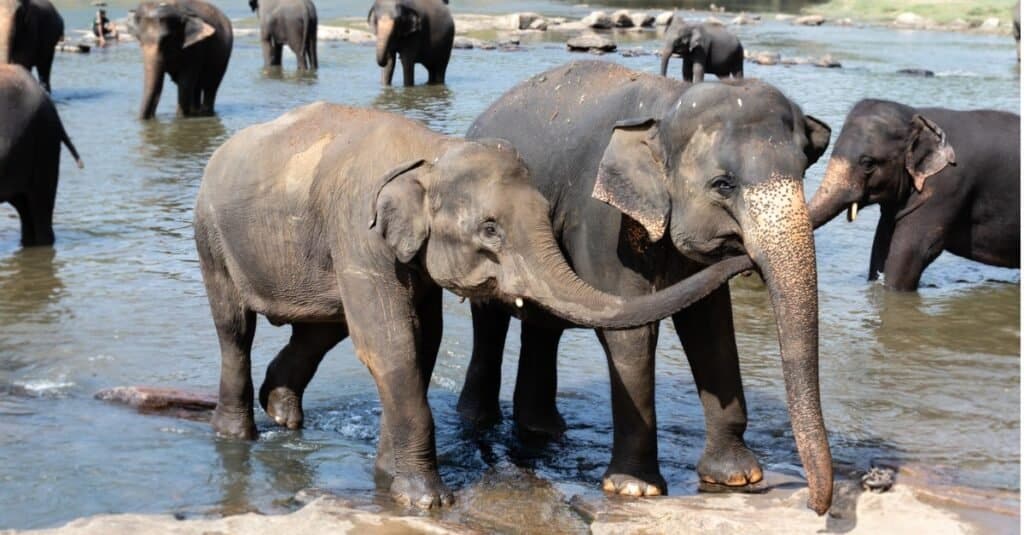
[
  {"xmin": 132, "ymin": 1, "xmax": 217, "ymax": 119},
  {"xmin": 660, "ymin": 20, "xmax": 705, "ymax": 75},
  {"xmin": 808, "ymin": 99, "xmax": 955, "ymax": 228},
  {"xmin": 368, "ymin": 0, "xmax": 420, "ymax": 68},
  {"xmin": 590, "ymin": 80, "xmax": 834, "ymax": 514},
  {"xmin": 371, "ymin": 139, "xmax": 752, "ymax": 329},
  {"xmin": 0, "ymin": 0, "xmax": 28, "ymax": 64}
]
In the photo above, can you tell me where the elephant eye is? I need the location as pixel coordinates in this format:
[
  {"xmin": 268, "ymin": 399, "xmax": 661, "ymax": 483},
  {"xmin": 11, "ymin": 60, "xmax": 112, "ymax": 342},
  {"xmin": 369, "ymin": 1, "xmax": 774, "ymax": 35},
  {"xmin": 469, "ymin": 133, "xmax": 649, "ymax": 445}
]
[
  {"xmin": 710, "ymin": 175, "xmax": 736, "ymax": 196},
  {"xmin": 480, "ymin": 220, "xmax": 502, "ymax": 241},
  {"xmin": 859, "ymin": 156, "xmax": 877, "ymax": 173}
]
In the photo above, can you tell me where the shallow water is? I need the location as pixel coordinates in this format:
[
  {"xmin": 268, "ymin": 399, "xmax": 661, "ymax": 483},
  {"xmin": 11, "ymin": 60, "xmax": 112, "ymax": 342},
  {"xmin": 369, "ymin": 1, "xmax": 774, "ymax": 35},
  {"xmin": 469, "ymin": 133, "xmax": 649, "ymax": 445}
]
[{"xmin": 0, "ymin": 0, "xmax": 1019, "ymax": 530}]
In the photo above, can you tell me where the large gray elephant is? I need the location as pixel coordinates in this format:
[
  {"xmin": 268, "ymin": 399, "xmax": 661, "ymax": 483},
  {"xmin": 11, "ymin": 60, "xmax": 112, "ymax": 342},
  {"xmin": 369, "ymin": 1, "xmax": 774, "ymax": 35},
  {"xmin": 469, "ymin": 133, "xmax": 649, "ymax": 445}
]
[
  {"xmin": 0, "ymin": 0, "xmax": 64, "ymax": 92},
  {"xmin": 132, "ymin": 0, "xmax": 233, "ymax": 119},
  {"xmin": 368, "ymin": 0, "xmax": 453, "ymax": 86},
  {"xmin": 808, "ymin": 99, "xmax": 1020, "ymax": 291},
  {"xmin": 195, "ymin": 103, "xmax": 751, "ymax": 509},
  {"xmin": 0, "ymin": 64, "xmax": 82, "ymax": 247},
  {"xmin": 660, "ymin": 19, "xmax": 744, "ymax": 82},
  {"xmin": 459, "ymin": 61, "xmax": 833, "ymax": 514},
  {"xmin": 250, "ymin": 0, "xmax": 317, "ymax": 70}
]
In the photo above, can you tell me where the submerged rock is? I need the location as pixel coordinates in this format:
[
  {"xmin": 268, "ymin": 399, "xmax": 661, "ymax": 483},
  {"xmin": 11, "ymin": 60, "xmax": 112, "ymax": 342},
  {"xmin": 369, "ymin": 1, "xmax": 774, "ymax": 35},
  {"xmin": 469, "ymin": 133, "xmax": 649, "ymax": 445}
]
[
  {"xmin": 567, "ymin": 33, "xmax": 617, "ymax": 53},
  {"xmin": 732, "ymin": 13, "xmax": 760, "ymax": 25},
  {"xmin": 95, "ymin": 386, "xmax": 216, "ymax": 421},
  {"xmin": 610, "ymin": 10, "xmax": 634, "ymax": 28},
  {"xmin": 582, "ymin": 10, "xmax": 614, "ymax": 29},
  {"xmin": 629, "ymin": 12, "xmax": 655, "ymax": 28},
  {"xmin": 814, "ymin": 54, "xmax": 842, "ymax": 68},
  {"xmin": 793, "ymin": 14, "xmax": 826, "ymax": 26},
  {"xmin": 752, "ymin": 51, "xmax": 780, "ymax": 65},
  {"xmin": 897, "ymin": 68, "xmax": 935, "ymax": 77}
]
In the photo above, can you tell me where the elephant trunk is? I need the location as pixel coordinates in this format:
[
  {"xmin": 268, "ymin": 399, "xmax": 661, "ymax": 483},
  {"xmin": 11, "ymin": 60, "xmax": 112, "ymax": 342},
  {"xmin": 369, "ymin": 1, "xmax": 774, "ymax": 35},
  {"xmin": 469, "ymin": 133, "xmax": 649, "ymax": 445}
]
[
  {"xmin": 0, "ymin": 13, "xmax": 12, "ymax": 64},
  {"xmin": 140, "ymin": 45, "xmax": 164, "ymax": 119},
  {"xmin": 807, "ymin": 156, "xmax": 861, "ymax": 229},
  {"xmin": 659, "ymin": 46, "xmax": 672, "ymax": 76},
  {"xmin": 375, "ymin": 15, "xmax": 394, "ymax": 67},
  {"xmin": 742, "ymin": 178, "xmax": 833, "ymax": 515},
  {"xmin": 505, "ymin": 222, "xmax": 751, "ymax": 330}
]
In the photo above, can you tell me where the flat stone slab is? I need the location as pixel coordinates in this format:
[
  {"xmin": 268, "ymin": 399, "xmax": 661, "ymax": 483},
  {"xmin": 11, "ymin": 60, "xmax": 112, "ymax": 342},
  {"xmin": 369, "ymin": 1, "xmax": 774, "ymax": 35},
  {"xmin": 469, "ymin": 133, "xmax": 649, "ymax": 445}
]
[{"xmin": 94, "ymin": 386, "xmax": 216, "ymax": 421}]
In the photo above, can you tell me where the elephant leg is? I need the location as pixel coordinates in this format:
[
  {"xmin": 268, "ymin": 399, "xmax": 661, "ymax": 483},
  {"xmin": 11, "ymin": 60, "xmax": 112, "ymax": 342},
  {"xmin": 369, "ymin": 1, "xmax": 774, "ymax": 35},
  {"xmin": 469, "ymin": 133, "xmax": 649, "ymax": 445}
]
[
  {"xmin": 882, "ymin": 220, "xmax": 947, "ymax": 291},
  {"xmin": 261, "ymin": 39, "xmax": 276, "ymax": 69},
  {"xmin": 732, "ymin": 62, "xmax": 744, "ymax": 79},
  {"xmin": 258, "ymin": 322, "xmax": 347, "ymax": 429},
  {"xmin": 513, "ymin": 322, "xmax": 565, "ymax": 439},
  {"xmin": 381, "ymin": 55, "xmax": 396, "ymax": 86},
  {"xmin": 691, "ymin": 61, "xmax": 706, "ymax": 83},
  {"xmin": 272, "ymin": 43, "xmax": 284, "ymax": 66},
  {"xmin": 674, "ymin": 285, "xmax": 762, "ymax": 488},
  {"xmin": 176, "ymin": 76, "xmax": 198, "ymax": 116},
  {"xmin": 22, "ymin": 192, "xmax": 56, "ymax": 247},
  {"xmin": 597, "ymin": 324, "xmax": 665, "ymax": 497},
  {"xmin": 400, "ymin": 54, "xmax": 415, "ymax": 87},
  {"xmin": 868, "ymin": 205, "xmax": 897, "ymax": 281},
  {"xmin": 199, "ymin": 249, "xmax": 258, "ymax": 440},
  {"xmin": 682, "ymin": 59, "xmax": 693, "ymax": 82},
  {"xmin": 456, "ymin": 300, "xmax": 511, "ymax": 428},
  {"xmin": 340, "ymin": 273, "xmax": 452, "ymax": 508},
  {"xmin": 9, "ymin": 195, "xmax": 37, "ymax": 247},
  {"xmin": 428, "ymin": 51, "xmax": 451, "ymax": 85}
]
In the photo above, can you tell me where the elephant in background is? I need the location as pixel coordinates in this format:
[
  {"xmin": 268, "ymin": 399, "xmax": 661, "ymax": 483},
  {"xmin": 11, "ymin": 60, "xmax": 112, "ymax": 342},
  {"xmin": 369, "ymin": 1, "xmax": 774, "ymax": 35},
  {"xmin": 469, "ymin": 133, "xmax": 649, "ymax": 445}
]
[
  {"xmin": 0, "ymin": 0, "xmax": 64, "ymax": 92},
  {"xmin": 462, "ymin": 61, "xmax": 833, "ymax": 514},
  {"xmin": 808, "ymin": 99, "xmax": 1020, "ymax": 291},
  {"xmin": 660, "ymin": 18, "xmax": 743, "ymax": 82},
  {"xmin": 195, "ymin": 103, "xmax": 751, "ymax": 508},
  {"xmin": 250, "ymin": 0, "xmax": 317, "ymax": 71},
  {"xmin": 368, "ymin": 0, "xmax": 453, "ymax": 86},
  {"xmin": 0, "ymin": 64, "xmax": 82, "ymax": 247},
  {"xmin": 132, "ymin": 0, "xmax": 233, "ymax": 119}
]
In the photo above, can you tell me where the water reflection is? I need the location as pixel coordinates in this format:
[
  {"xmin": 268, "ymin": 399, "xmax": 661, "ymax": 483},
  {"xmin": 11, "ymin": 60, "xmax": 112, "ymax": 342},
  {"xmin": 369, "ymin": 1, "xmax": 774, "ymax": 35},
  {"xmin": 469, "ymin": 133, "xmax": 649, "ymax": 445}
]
[
  {"xmin": 138, "ymin": 116, "xmax": 229, "ymax": 161},
  {"xmin": 372, "ymin": 85, "xmax": 456, "ymax": 134},
  {"xmin": 262, "ymin": 67, "xmax": 319, "ymax": 84},
  {"xmin": 0, "ymin": 248, "xmax": 65, "ymax": 326}
]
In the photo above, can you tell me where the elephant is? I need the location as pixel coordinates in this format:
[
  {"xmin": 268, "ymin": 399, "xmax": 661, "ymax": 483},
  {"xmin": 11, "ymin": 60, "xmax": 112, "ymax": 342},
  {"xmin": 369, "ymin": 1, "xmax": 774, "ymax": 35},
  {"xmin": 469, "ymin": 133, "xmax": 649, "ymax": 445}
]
[
  {"xmin": 132, "ymin": 0, "xmax": 233, "ymax": 119},
  {"xmin": 193, "ymin": 102, "xmax": 753, "ymax": 509},
  {"xmin": 808, "ymin": 99, "xmax": 1020, "ymax": 291},
  {"xmin": 1014, "ymin": 0, "xmax": 1020, "ymax": 61},
  {"xmin": 249, "ymin": 0, "xmax": 317, "ymax": 71},
  {"xmin": 368, "ymin": 0, "xmax": 454, "ymax": 86},
  {"xmin": 459, "ymin": 61, "xmax": 834, "ymax": 514},
  {"xmin": 660, "ymin": 19, "xmax": 743, "ymax": 83},
  {"xmin": 0, "ymin": 64, "xmax": 82, "ymax": 247},
  {"xmin": 0, "ymin": 0, "xmax": 64, "ymax": 92}
]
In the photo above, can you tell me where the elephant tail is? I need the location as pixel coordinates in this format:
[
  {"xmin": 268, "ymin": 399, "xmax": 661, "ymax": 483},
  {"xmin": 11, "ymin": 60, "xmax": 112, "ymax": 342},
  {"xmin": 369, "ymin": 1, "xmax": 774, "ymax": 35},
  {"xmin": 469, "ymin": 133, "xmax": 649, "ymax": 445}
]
[
  {"xmin": 307, "ymin": 18, "xmax": 318, "ymax": 69},
  {"xmin": 58, "ymin": 120, "xmax": 84, "ymax": 169}
]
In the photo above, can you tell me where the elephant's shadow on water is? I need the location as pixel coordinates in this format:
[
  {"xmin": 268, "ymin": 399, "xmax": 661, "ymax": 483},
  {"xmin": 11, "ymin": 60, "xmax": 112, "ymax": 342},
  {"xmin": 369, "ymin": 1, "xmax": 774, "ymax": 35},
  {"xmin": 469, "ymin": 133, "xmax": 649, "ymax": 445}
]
[
  {"xmin": 137, "ymin": 116, "xmax": 229, "ymax": 162},
  {"xmin": 0, "ymin": 246, "xmax": 65, "ymax": 325}
]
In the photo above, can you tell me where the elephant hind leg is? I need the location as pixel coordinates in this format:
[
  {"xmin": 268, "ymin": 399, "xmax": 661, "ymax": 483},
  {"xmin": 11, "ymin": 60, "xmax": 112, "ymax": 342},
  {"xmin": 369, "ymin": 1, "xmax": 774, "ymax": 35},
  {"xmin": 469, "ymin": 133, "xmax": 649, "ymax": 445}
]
[
  {"xmin": 259, "ymin": 322, "xmax": 347, "ymax": 429},
  {"xmin": 513, "ymin": 322, "xmax": 566, "ymax": 439},
  {"xmin": 456, "ymin": 301, "xmax": 511, "ymax": 428},
  {"xmin": 9, "ymin": 195, "xmax": 40, "ymax": 247}
]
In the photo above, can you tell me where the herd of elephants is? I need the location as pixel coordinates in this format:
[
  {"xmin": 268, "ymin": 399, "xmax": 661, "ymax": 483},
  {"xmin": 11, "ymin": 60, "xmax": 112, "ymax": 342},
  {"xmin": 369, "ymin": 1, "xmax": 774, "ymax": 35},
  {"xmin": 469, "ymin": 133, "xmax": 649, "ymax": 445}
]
[{"xmin": 1, "ymin": 0, "xmax": 1021, "ymax": 518}]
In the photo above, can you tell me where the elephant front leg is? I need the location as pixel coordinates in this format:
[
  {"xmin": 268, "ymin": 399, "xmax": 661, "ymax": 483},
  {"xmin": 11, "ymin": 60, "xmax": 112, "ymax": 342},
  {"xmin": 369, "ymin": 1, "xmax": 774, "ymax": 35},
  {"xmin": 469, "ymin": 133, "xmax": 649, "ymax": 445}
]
[
  {"xmin": 400, "ymin": 54, "xmax": 416, "ymax": 86},
  {"xmin": 868, "ymin": 206, "xmax": 897, "ymax": 281},
  {"xmin": 341, "ymin": 274, "xmax": 452, "ymax": 509},
  {"xmin": 673, "ymin": 285, "xmax": 763, "ymax": 489},
  {"xmin": 259, "ymin": 322, "xmax": 347, "ymax": 429},
  {"xmin": 597, "ymin": 324, "xmax": 666, "ymax": 497},
  {"xmin": 514, "ymin": 323, "xmax": 566, "ymax": 439},
  {"xmin": 381, "ymin": 55, "xmax": 397, "ymax": 86},
  {"xmin": 261, "ymin": 38, "xmax": 276, "ymax": 69},
  {"xmin": 882, "ymin": 219, "xmax": 947, "ymax": 291},
  {"xmin": 456, "ymin": 301, "xmax": 511, "ymax": 428}
]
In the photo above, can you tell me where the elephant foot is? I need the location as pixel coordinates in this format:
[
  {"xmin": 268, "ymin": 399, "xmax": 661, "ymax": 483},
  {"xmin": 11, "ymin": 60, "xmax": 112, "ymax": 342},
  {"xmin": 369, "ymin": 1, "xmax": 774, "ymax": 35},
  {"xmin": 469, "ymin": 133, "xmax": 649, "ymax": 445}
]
[
  {"xmin": 259, "ymin": 385, "xmax": 304, "ymax": 429},
  {"xmin": 455, "ymin": 391, "xmax": 502, "ymax": 429},
  {"xmin": 211, "ymin": 405, "xmax": 257, "ymax": 440},
  {"xmin": 389, "ymin": 473, "xmax": 455, "ymax": 509},
  {"xmin": 696, "ymin": 441, "xmax": 764, "ymax": 488},
  {"xmin": 514, "ymin": 405, "xmax": 566, "ymax": 440},
  {"xmin": 601, "ymin": 471, "xmax": 666, "ymax": 497}
]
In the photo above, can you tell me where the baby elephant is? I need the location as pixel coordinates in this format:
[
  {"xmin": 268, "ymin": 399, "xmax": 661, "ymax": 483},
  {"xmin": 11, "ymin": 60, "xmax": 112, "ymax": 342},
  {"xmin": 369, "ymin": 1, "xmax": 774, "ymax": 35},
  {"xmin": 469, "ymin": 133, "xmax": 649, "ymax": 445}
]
[
  {"xmin": 808, "ymin": 99, "xmax": 1020, "ymax": 290},
  {"xmin": 660, "ymin": 19, "xmax": 743, "ymax": 82},
  {"xmin": 194, "ymin": 103, "xmax": 749, "ymax": 508},
  {"xmin": 250, "ymin": 0, "xmax": 317, "ymax": 70},
  {"xmin": 368, "ymin": 0, "xmax": 454, "ymax": 86},
  {"xmin": 0, "ymin": 64, "xmax": 82, "ymax": 247}
]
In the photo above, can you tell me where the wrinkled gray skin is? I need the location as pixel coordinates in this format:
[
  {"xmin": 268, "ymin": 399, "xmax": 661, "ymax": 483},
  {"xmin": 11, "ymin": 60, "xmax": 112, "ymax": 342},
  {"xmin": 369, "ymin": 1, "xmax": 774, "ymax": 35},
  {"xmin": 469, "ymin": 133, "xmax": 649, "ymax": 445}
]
[
  {"xmin": 250, "ymin": 0, "xmax": 317, "ymax": 70},
  {"xmin": 368, "ymin": 0, "xmax": 453, "ymax": 86},
  {"xmin": 808, "ymin": 99, "xmax": 1020, "ymax": 291},
  {"xmin": 0, "ymin": 0, "xmax": 64, "ymax": 92},
  {"xmin": 0, "ymin": 64, "xmax": 82, "ymax": 247},
  {"xmin": 132, "ymin": 0, "xmax": 233, "ymax": 119},
  {"xmin": 660, "ymin": 19, "xmax": 743, "ymax": 83},
  {"xmin": 461, "ymin": 61, "xmax": 833, "ymax": 515},
  {"xmin": 194, "ymin": 103, "xmax": 752, "ymax": 509}
]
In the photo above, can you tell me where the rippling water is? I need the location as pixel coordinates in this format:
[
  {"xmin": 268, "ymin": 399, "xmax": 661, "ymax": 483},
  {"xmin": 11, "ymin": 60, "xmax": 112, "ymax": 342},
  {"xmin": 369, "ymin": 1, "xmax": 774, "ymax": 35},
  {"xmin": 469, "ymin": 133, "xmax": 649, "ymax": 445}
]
[{"xmin": 0, "ymin": 0, "xmax": 1018, "ymax": 529}]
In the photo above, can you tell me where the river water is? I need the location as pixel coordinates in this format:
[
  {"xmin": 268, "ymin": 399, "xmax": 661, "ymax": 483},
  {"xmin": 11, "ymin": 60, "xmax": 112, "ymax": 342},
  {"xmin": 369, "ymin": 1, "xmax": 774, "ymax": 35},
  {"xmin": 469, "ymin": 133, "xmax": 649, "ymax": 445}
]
[{"xmin": 0, "ymin": 0, "xmax": 1018, "ymax": 530}]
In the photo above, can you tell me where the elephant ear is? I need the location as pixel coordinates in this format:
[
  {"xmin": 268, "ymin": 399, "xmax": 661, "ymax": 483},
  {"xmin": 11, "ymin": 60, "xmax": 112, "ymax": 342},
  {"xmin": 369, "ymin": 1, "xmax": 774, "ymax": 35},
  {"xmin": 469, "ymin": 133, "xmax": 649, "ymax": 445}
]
[
  {"xmin": 183, "ymin": 16, "xmax": 216, "ymax": 48},
  {"xmin": 370, "ymin": 159, "xmax": 430, "ymax": 263},
  {"xmin": 802, "ymin": 114, "xmax": 832, "ymax": 168},
  {"xmin": 905, "ymin": 114, "xmax": 956, "ymax": 191},
  {"xmin": 400, "ymin": 5, "xmax": 422, "ymax": 35},
  {"xmin": 592, "ymin": 118, "xmax": 671, "ymax": 242}
]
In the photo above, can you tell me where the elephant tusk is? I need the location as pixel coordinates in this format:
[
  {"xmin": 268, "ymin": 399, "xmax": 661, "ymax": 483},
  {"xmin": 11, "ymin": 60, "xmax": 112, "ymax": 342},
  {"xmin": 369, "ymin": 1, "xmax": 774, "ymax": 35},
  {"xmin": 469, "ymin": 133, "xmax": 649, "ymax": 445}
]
[
  {"xmin": 847, "ymin": 202, "xmax": 859, "ymax": 223},
  {"xmin": 515, "ymin": 297, "xmax": 524, "ymax": 308}
]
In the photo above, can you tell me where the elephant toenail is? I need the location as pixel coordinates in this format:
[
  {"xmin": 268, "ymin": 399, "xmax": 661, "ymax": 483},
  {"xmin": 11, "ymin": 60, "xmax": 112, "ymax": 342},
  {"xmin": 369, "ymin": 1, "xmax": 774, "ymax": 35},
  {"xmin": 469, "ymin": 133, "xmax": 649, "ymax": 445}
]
[
  {"xmin": 748, "ymin": 467, "xmax": 764, "ymax": 484},
  {"xmin": 644, "ymin": 486, "xmax": 662, "ymax": 497},
  {"xmin": 602, "ymin": 479, "xmax": 617, "ymax": 493},
  {"xmin": 622, "ymin": 482, "xmax": 642, "ymax": 496},
  {"xmin": 726, "ymin": 473, "xmax": 748, "ymax": 486}
]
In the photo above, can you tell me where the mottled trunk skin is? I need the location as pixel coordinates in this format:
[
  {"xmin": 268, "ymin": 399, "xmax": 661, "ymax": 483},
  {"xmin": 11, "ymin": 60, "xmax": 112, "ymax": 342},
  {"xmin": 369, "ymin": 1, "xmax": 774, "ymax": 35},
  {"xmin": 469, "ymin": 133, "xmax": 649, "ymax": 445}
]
[
  {"xmin": 375, "ymin": 16, "xmax": 394, "ymax": 67},
  {"xmin": 807, "ymin": 157, "xmax": 857, "ymax": 229},
  {"xmin": 659, "ymin": 46, "xmax": 672, "ymax": 75},
  {"xmin": 0, "ymin": 14, "xmax": 12, "ymax": 64},
  {"xmin": 743, "ymin": 178, "xmax": 833, "ymax": 515},
  {"xmin": 140, "ymin": 46, "xmax": 165, "ymax": 119},
  {"xmin": 509, "ymin": 225, "xmax": 752, "ymax": 330}
]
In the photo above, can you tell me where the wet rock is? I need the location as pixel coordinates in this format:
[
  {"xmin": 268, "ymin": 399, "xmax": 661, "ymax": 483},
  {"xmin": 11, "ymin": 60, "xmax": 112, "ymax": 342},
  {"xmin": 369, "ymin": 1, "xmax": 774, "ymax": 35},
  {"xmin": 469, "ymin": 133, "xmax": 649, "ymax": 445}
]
[
  {"xmin": 318, "ymin": 25, "xmax": 375, "ymax": 45},
  {"xmin": 894, "ymin": 12, "xmax": 927, "ymax": 28},
  {"xmin": 814, "ymin": 54, "xmax": 842, "ymax": 68},
  {"xmin": 752, "ymin": 51, "xmax": 780, "ymax": 65},
  {"xmin": 619, "ymin": 47, "xmax": 652, "ymax": 57},
  {"xmin": 654, "ymin": 11, "xmax": 675, "ymax": 26},
  {"xmin": 504, "ymin": 12, "xmax": 544, "ymax": 31},
  {"xmin": 567, "ymin": 33, "xmax": 617, "ymax": 53},
  {"xmin": 780, "ymin": 56, "xmax": 812, "ymax": 65},
  {"xmin": 731, "ymin": 13, "xmax": 760, "ymax": 25},
  {"xmin": 897, "ymin": 68, "xmax": 935, "ymax": 77},
  {"xmin": 95, "ymin": 386, "xmax": 216, "ymax": 421},
  {"xmin": 582, "ymin": 10, "xmax": 614, "ymax": 29},
  {"xmin": 775, "ymin": 13, "xmax": 795, "ymax": 21},
  {"xmin": 610, "ymin": 10, "xmax": 634, "ymax": 28},
  {"xmin": 793, "ymin": 14, "xmax": 826, "ymax": 26},
  {"xmin": 629, "ymin": 12, "xmax": 655, "ymax": 28},
  {"xmin": 527, "ymin": 18, "xmax": 548, "ymax": 31},
  {"xmin": 704, "ymin": 16, "xmax": 725, "ymax": 26},
  {"xmin": 451, "ymin": 467, "xmax": 589, "ymax": 533},
  {"xmin": 980, "ymin": 17, "xmax": 1001, "ymax": 30},
  {"xmin": 56, "ymin": 42, "xmax": 90, "ymax": 53},
  {"xmin": 861, "ymin": 466, "xmax": 896, "ymax": 492},
  {"xmin": 836, "ymin": 17, "xmax": 855, "ymax": 26},
  {"xmin": 453, "ymin": 36, "xmax": 486, "ymax": 49},
  {"xmin": 947, "ymin": 18, "xmax": 970, "ymax": 31}
]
